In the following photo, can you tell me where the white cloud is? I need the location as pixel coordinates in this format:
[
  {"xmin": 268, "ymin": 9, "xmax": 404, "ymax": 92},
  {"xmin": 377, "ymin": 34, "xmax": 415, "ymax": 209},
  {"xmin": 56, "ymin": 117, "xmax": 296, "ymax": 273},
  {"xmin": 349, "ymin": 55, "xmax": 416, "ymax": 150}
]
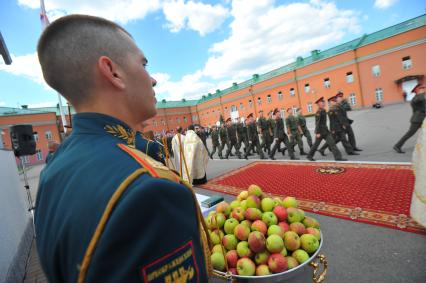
[
  {"xmin": 153, "ymin": 71, "xmax": 215, "ymax": 100},
  {"xmin": 27, "ymin": 101, "xmax": 58, "ymax": 108},
  {"xmin": 0, "ymin": 52, "xmax": 47, "ymax": 86},
  {"xmin": 0, "ymin": 101, "xmax": 6, "ymax": 106},
  {"xmin": 154, "ymin": 0, "xmax": 361, "ymax": 100},
  {"xmin": 18, "ymin": 0, "xmax": 228, "ymax": 34},
  {"xmin": 162, "ymin": 0, "xmax": 229, "ymax": 36},
  {"xmin": 374, "ymin": 0, "xmax": 398, "ymax": 9},
  {"xmin": 202, "ymin": 0, "xmax": 361, "ymax": 80},
  {"xmin": 18, "ymin": 0, "xmax": 162, "ymax": 24}
]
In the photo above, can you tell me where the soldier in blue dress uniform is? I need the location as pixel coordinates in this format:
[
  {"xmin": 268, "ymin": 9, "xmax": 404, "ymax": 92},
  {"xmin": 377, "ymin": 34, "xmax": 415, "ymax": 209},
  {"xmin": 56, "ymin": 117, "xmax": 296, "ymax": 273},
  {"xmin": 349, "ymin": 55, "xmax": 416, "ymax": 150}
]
[{"xmin": 35, "ymin": 15, "xmax": 210, "ymax": 283}]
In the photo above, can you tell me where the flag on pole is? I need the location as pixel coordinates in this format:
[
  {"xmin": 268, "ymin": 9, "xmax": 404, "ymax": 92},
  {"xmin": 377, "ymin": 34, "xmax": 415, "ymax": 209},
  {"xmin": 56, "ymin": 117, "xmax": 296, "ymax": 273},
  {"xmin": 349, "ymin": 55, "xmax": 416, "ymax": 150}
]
[{"xmin": 39, "ymin": 0, "xmax": 69, "ymax": 134}]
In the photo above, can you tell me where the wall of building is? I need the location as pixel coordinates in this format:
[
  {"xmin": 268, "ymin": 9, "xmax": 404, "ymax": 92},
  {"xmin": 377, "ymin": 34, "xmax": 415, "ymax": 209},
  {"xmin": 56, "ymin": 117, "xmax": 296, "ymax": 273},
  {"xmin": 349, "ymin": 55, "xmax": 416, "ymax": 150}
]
[
  {"xmin": 0, "ymin": 149, "xmax": 33, "ymax": 283},
  {"xmin": 0, "ymin": 112, "xmax": 60, "ymax": 165}
]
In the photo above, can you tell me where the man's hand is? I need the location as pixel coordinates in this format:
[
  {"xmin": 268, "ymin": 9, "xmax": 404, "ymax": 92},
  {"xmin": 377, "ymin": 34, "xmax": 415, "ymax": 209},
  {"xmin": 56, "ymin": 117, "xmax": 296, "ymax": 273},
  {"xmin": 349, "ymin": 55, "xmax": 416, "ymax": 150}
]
[
  {"xmin": 316, "ymin": 134, "xmax": 321, "ymax": 138},
  {"xmin": 274, "ymin": 138, "xmax": 278, "ymax": 142}
]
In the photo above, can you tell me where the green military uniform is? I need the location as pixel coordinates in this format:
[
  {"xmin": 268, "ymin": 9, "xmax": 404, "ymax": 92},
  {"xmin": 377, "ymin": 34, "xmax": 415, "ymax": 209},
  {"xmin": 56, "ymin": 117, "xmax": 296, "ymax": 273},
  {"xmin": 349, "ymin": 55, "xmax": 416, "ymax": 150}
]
[
  {"xmin": 210, "ymin": 127, "xmax": 222, "ymax": 158},
  {"xmin": 335, "ymin": 93, "xmax": 360, "ymax": 151},
  {"xmin": 319, "ymin": 104, "xmax": 355, "ymax": 155},
  {"xmin": 297, "ymin": 114, "xmax": 312, "ymax": 147},
  {"xmin": 266, "ymin": 116, "xmax": 274, "ymax": 152},
  {"xmin": 236, "ymin": 122, "xmax": 249, "ymax": 154},
  {"xmin": 136, "ymin": 133, "xmax": 166, "ymax": 165},
  {"xmin": 35, "ymin": 113, "xmax": 210, "ymax": 283},
  {"xmin": 269, "ymin": 109, "xmax": 295, "ymax": 160},
  {"xmin": 394, "ymin": 86, "xmax": 426, "ymax": 152},
  {"xmin": 219, "ymin": 125, "xmax": 227, "ymax": 159},
  {"xmin": 225, "ymin": 121, "xmax": 241, "ymax": 159},
  {"xmin": 244, "ymin": 114, "xmax": 265, "ymax": 159},
  {"xmin": 257, "ymin": 115, "xmax": 271, "ymax": 154},
  {"xmin": 307, "ymin": 98, "xmax": 345, "ymax": 161},
  {"xmin": 285, "ymin": 114, "xmax": 305, "ymax": 155}
]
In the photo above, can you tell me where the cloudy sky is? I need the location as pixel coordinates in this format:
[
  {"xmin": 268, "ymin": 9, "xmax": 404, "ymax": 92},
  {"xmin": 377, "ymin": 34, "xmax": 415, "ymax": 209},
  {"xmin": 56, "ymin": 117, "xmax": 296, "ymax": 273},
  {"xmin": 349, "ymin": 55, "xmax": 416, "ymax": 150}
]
[{"xmin": 0, "ymin": 0, "xmax": 424, "ymax": 108}]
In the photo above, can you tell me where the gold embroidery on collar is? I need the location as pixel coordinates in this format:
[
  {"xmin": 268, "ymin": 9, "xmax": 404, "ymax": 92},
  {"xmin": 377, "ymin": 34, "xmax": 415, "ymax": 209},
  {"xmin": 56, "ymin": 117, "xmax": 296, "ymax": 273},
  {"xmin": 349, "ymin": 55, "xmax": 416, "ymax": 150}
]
[{"xmin": 104, "ymin": 124, "xmax": 136, "ymax": 146}]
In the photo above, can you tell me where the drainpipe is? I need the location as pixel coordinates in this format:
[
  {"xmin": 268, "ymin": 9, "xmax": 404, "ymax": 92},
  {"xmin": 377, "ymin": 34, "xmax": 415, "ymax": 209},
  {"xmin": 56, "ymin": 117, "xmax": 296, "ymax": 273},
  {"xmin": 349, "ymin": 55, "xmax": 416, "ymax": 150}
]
[
  {"xmin": 353, "ymin": 48, "xmax": 365, "ymax": 108},
  {"xmin": 293, "ymin": 69, "xmax": 303, "ymax": 110}
]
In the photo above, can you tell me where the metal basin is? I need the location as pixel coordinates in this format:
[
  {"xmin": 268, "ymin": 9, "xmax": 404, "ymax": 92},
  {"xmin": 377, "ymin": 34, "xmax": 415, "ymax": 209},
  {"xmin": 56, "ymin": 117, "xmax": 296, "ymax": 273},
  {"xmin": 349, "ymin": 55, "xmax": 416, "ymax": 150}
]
[{"xmin": 213, "ymin": 231, "xmax": 326, "ymax": 282}]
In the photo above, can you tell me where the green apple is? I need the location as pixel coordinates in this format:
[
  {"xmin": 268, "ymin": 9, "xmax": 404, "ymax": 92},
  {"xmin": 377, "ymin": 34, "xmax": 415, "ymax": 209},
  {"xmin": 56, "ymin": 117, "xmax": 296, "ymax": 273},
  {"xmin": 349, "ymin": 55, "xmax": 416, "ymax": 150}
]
[
  {"xmin": 262, "ymin": 211, "xmax": 278, "ymax": 226},
  {"xmin": 256, "ymin": 264, "xmax": 271, "ymax": 276},
  {"xmin": 266, "ymin": 234, "xmax": 284, "ymax": 253},
  {"xmin": 236, "ymin": 241, "xmax": 253, "ymax": 258},
  {"xmin": 292, "ymin": 249, "xmax": 310, "ymax": 264},
  {"xmin": 283, "ymin": 196, "xmax": 298, "ymax": 208},
  {"xmin": 246, "ymin": 195, "xmax": 261, "ymax": 209},
  {"xmin": 287, "ymin": 207, "xmax": 304, "ymax": 223},
  {"xmin": 286, "ymin": 256, "xmax": 299, "ymax": 269},
  {"xmin": 210, "ymin": 229, "xmax": 224, "ymax": 245},
  {"xmin": 300, "ymin": 234, "xmax": 319, "ymax": 253},
  {"xmin": 238, "ymin": 190, "xmax": 249, "ymax": 200},
  {"xmin": 283, "ymin": 231, "xmax": 301, "ymax": 251},
  {"xmin": 234, "ymin": 224, "xmax": 250, "ymax": 241},
  {"xmin": 303, "ymin": 216, "xmax": 320, "ymax": 228},
  {"xmin": 216, "ymin": 201, "xmax": 231, "ymax": 216},
  {"xmin": 267, "ymin": 224, "xmax": 284, "ymax": 238},
  {"xmin": 237, "ymin": 258, "xmax": 256, "ymax": 276},
  {"xmin": 261, "ymin": 197, "xmax": 275, "ymax": 212},
  {"xmin": 254, "ymin": 250, "xmax": 270, "ymax": 265},
  {"xmin": 230, "ymin": 200, "xmax": 241, "ymax": 210},
  {"xmin": 211, "ymin": 252, "xmax": 226, "ymax": 271},
  {"xmin": 224, "ymin": 218, "xmax": 239, "ymax": 235},
  {"xmin": 306, "ymin": 227, "xmax": 321, "ymax": 241},
  {"xmin": 212, "ymin": 244, "xmax": 225, "ymax": 254},
  {"xmin": 248, "ymin": 184, "xmax": 263, "ymax": 197}
]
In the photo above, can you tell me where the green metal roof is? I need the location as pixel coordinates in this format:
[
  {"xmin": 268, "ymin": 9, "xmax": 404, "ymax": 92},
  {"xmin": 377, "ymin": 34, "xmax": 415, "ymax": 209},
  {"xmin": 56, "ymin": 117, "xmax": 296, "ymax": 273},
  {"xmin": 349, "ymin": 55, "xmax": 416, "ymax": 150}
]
[
  {"xmin": 0, "ymin": 106, "xmax": 55, "ymax": 116},
  {"xmin": 196, "ymin": 14, "xmax": 426, "ymax": 104},
  {"xmin": 31, "ymin": 106, "xmax": 77, "ymax": 116},
  {"xmin": 156, "ymin": 99, "xmax": 198, "ymax": 108}
]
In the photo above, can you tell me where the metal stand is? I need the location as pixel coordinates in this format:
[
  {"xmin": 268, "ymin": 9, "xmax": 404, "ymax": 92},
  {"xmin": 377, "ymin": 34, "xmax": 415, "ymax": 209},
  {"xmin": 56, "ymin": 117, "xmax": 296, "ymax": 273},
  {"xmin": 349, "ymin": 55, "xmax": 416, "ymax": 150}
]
[{"xmin": 20, "ymin": 156, "xmax": 36, "ymax": 238}]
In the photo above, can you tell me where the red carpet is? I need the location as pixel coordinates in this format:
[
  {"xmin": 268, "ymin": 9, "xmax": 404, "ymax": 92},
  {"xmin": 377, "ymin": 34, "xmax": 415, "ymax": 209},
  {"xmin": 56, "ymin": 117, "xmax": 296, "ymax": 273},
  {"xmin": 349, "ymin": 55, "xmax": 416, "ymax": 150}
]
[{"xmin": 200, "ymin": 161, "xmax": 426, "ymax": 235}]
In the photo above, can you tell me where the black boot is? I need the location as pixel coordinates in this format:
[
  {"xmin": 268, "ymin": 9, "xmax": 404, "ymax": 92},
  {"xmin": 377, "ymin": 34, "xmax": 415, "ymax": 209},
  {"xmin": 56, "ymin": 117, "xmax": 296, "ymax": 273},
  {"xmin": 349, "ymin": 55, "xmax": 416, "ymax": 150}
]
[
  {"xmin": 318, "ymin": 149, "xmax": 326, "ymax": 156},
  {"xmin": 307, "ymin": 156, "xmax": 315, "ymax": 161},
  {"xmin": 393, "ymin": 146, "xmax": 405, "ymax": 154}
]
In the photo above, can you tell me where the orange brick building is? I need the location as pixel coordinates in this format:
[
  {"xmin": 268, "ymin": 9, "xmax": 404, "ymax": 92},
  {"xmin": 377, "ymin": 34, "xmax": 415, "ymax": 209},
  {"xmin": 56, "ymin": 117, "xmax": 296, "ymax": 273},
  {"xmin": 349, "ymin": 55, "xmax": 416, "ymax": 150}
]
[
  {"xmin": 145, "ymin": 15, "xmax": 426, "ymax": 134},
  {"xmin": 0, "ymin": 107, "xmax": 61, "ymax": 165}
]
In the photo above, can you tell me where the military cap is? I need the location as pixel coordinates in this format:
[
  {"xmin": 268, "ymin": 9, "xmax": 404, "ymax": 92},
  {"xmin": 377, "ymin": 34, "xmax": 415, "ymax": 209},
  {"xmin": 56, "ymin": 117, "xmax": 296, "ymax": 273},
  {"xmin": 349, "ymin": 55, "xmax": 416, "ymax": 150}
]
[
  {"xmin": 412, "ymin": 83, "xmax": 426, "ymax": 93},
  {"xmin": 216, "ymin": 121, "xmax": 221, "ymax": 127},
  {"xmin": 336, "ymin": 91, "xmax": 344, "ymax": 98},
  {"xmin": 273, "ymin": 108, "xmax": 280, "ymax": 115},
  {"xmin": 328, "ymin": 96, "xmax": 337, "ymax": 102},
  {"xmin": 258, "ymin": 110, "xmax": 264, "ymax": 113},
  {"xmin": 226, "ymin": 117, "xmax": 232, "ymax": 122},
  {"xmin": 286, "ymin": 107, "xmax": 293, "ymax": 112},
  {"xmin": 315, "ymin": 97, "xmax": 325, "ymax": 104},
  {"xmin": 247, "ymin": 113, "xmax": 254, "ymax": 118}
]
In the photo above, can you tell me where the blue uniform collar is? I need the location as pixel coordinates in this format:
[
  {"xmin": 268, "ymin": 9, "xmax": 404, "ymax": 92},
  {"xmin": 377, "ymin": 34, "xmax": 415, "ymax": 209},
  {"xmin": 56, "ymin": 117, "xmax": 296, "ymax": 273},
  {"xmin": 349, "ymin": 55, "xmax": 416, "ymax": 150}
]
[{"xmin": 72, "ymin": 112, "xmax": 136, "ymax": 146}]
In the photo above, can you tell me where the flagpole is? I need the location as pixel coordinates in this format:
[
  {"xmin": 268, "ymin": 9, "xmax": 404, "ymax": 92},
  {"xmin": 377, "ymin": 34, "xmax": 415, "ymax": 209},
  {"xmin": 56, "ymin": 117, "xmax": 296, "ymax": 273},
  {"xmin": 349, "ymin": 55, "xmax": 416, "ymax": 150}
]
[{"xmin": 40, "ymin": 0, "xmax": 68, "ymax": 134}]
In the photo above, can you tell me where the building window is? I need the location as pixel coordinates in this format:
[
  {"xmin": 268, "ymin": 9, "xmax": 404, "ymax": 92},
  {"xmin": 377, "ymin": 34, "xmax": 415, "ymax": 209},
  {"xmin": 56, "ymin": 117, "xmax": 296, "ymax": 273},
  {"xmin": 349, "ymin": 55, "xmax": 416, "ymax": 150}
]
[
  {"xmin": 231, "ymin": 105, "xmax": 237, "ymax": 112},
  {"xmin": 278, "ymin": 91, "xmax": 283, "ymax": 101},
  {"xmin": 45, "ymin": 130, "xmax": 52, "ymax": 140},
  {"xmin": 36, "ymin": 149, "xmax": 43, "ymax": 161},
  {"xmin": 249, "ymin": 100, "xmax": 253, "ymax": 108},
  {"xmin": 184, "ymin": 117, "xmax": 187, "ymax": 123},
  {"xmin": 323, "ymin": 78, "xmax": 330, "ymax": 88},
  {"xmin": 290, "ymin": 88, "xmax": 295, "ymax": 96},
  {"xmin": 372, "ymin": 65, "xmax": 380, "ymax": 77},
  {"xmin": 192, "ymin": 115, "xmax": 197, "ymax": 121},
  {"xmin": 346, "ymin": 72, "xmax": 353, "ymax": 83},
  {"xmin": 257, "ymin": 97, "xmax": 262, "ymax": 106},
  {"xmin": 267, "ymin": 95, "xmax": 272, "ymax": 103},
  {"xmin": 153, "ymin": 120, "xmax": 157, "ymax": 126},
  {"xmin": 33, "ymin": 133, "xmax": 39, "ymax": 142},
  {"xmin": 402, "ymin": 56, "xmax": 412, "ymax": 70},
  {"xmin": 349, "ymin": 93, "xmax": 356, "ymax": 105},
  {"xmin": 304, "ymin": 84, "xmax": 310, "ymax": 93},
  {"xmin": 240, "ymin": 102, "xmax": 244, "ymax": 110},
  {"xmin": 177, "ymin": 118, "xmax": 180, "ymax": 123},
  {"xmin": 307, "ymin": 103, "xmax": 313, "ymax": 113},
  {"xmin": 162, "ymin": 120, "xmax": 166, "ymax": 126},
  {"xmin": 375, "ymin": 88, "xmax": 383, "ymax": 102}
]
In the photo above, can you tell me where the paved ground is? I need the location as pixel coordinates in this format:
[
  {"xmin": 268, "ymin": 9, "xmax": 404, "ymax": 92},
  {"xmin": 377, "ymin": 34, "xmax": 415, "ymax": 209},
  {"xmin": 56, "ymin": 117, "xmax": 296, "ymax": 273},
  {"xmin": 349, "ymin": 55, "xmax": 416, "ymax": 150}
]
[{"xmin": 22, "ymin": 103, "xmax": 426, "ymax": 283}]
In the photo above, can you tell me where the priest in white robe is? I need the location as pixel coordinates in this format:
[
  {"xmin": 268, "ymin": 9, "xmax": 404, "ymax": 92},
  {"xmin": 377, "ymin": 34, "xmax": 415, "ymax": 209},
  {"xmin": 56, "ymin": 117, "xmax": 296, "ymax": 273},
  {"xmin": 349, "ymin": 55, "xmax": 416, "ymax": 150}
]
[
  {"xmin": 171, "ymin": 126, "xmax": 187, "ymax": 178},
  {"xmin": 183, "ymin": 125, "xmax": 209, "ymax": 185},
  {"xmin": 410, "ymin": 120, "xmax": 426, "ymax": 227}
]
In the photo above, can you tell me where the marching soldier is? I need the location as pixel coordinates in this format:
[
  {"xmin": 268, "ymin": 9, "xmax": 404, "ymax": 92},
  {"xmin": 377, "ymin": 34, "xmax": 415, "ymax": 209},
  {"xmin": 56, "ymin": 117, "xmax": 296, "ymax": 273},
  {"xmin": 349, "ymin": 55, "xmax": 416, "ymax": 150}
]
[
  {"xmin": 307, "ymin": 97, "xmax": 347, "ymax": 161},
  {"xmin": 286, "ymin": 108, "xmax": 306, "ymax": 155},
  {"xmin": 244, "ymin": 113, "xmax": 265, "ymax": 159},
  {"xmin": 269, "ymin": 108, "xmax": 297, "ymax": 160},
  {"xmin": 267, "ymin": 110, "xmax": 275, "ymax": 152},
  {"xmin": 35, "ymin": 15, "xmax": 210, "ymax": 283},
  {"xmin": 219, "ymin": 122, "xmax": 227, "ymax": 159},
  {"xmin": 224, "ymin": 118, "xmax": 242, "ymax": 159},
  {"xmin": 336, "ymin": 92, "xmax": 362, "ymax": 151},
  {"xmin": 318, "ymin": 96, "xmax": 359, "ymax": 156},
  {"xmin": 257, "ymin": 110, "xmax": 271, "ymax": 154},
  {"xmin": 296, "ymin": 108, "xmax": 312, "ymax": 148},
  {"xmin": 210, "ymin": 124, "xmax": 222, "ymax": 159},
  {"xmin": 394, "ymin": 84, "xmax": 426, "ymax": 153},
  {"xmin": 237, "ymin": 117, "xmax": 249, "ymax": 155}
]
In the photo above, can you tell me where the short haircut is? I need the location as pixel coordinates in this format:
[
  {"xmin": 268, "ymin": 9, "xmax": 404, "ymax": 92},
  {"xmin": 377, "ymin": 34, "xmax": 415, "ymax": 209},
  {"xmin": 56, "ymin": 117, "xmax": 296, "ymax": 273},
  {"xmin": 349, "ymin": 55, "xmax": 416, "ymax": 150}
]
[
  {"xmin": 37, "ymin": 14, "xmax": 134, "ymax": 106},
  {"xmin": 188, "ymin": 125, "xmax": 195, "ymax": 131}
]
